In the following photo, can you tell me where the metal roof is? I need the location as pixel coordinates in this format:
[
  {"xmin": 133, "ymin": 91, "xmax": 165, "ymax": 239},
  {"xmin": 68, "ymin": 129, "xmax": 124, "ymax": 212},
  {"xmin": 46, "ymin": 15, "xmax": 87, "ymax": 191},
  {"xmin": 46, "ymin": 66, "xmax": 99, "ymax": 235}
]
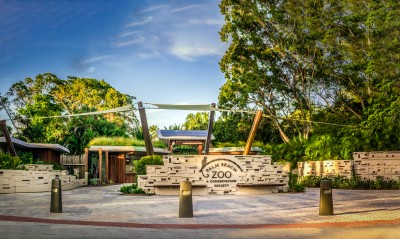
[
  {"xmin": 209, "ymin": 147, "xmax": 263, "ymax": 153},
  {"xmin": 157, "ymin": 130, "xmax": 215, "ymax": 141},
  {"xmin": 88, "ymin": 145, "xmax": 170, "ymax": 154},
  {"xmin": 0, "ymin": 137, "xmax": 70, "ymax": 154}
]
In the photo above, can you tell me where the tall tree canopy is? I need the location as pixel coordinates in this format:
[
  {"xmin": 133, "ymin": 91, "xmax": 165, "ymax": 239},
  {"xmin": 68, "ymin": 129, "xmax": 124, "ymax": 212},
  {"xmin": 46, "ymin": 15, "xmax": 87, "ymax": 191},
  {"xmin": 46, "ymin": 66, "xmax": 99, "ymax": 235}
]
[
  {"xmin": 219, "ymin": 0, "xmax": 400, "ymax": 148},
  {"xmin": 1, "ymin": 73, "xmax": 139, "ymax": 154}
]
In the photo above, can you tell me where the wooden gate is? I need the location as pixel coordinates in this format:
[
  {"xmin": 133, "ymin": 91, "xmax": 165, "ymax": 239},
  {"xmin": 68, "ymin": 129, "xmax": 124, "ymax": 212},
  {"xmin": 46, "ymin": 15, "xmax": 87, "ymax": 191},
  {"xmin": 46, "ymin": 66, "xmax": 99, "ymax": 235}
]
[{"xmin": 108, "ymin": 153, "xmax": 125, "ymax": 183}]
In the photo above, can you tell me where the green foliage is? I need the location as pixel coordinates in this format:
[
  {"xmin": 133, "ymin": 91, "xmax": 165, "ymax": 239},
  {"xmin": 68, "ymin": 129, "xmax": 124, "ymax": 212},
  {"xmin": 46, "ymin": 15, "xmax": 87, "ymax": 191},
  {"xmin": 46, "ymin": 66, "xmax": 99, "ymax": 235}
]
[
  {"xmin": 89, "ymin": 178, "xmax": 100, "ymax": 186},
  {"xmin": 288, "ymin": 173, "xmax": 305, "ymax": 192},
  {"xmin": 183, "ymin": 112, "xmax": 209, "ymax": 130},
  {"xmin": 52, "ymin": 163, "xmax": 64, "ymax": 170},
  {"xmin": 298, "ymin": 176, "xmax": 400, "ymax": 190},
  {"xmin": 269, "ymin": 138, "xmax": 307, "ymax": 169},
  {"xmin": 2, "ymin": 73, "xmax": 140, "ymax": 154},
  {"xmin": 133, "ymin": 155, "xmax": 164, "ymax": 175},
  {"xmin": 18, "ymin": 151, "xmax": 34, "ymax": 164},
  {"xmin": 152, "ymin": 140, "xmax": 167, "ymax": 149},
  {"xmin": 218, "ymin": 0, "xmax": 400, "ymax": 151},
  {"xmin": 163, "ymin": 123, "xmax": 184, "ymax": 130},
  {"xmin": 119, "ymin": 184, "xmax": 146, "ymax": 194},
  {"xmin": 0, "ymin": 152, "xmax": 23, "ymax": 170},
  {"xmin": 89, "ymin": 137, "xmax": 145, "ymax": 147}
]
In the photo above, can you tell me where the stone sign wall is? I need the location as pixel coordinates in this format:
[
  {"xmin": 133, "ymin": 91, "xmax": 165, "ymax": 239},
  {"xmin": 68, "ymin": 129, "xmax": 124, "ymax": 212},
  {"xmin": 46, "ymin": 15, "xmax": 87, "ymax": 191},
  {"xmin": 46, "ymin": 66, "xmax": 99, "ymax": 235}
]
[
  {"xmin": 0, "ymin": 164, "xmax": 86, "ymax": 194},
  {"xmin": 138, "ymin": 155, "xmax": 289, "ymax": 195},
  {"xmin": 297, "ymin": 152, "xmax": 400, "ymax": 180}
]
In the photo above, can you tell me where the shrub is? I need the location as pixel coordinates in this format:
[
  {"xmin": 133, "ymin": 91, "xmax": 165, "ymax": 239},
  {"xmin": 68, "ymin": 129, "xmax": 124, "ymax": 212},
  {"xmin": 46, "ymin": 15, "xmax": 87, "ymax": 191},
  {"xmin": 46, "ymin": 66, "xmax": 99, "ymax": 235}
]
[
  {"xmin": 288, "ymin": 173, "xmax": 305, "ymax": 192},
  {"xmin": 298, "ymin": 175, "xmax": 400, "ymax": 190},
  {"xmin": 89, "ymin": 178, "xmax": 100, "ymax": 186},
  {"xmin": 19, "ymin": 151, "xmax": 34, "ymax": 164},
  {"xmin": 0, "ymin": 152, "xmax": 24, "ymax": 169},
  {"xmin": 133, "ymin": 155, "xmax": 163, "ymax": 175},
  {"xmin": 119, "ymin": 184, "xmax": 146, "ymax": 194}
]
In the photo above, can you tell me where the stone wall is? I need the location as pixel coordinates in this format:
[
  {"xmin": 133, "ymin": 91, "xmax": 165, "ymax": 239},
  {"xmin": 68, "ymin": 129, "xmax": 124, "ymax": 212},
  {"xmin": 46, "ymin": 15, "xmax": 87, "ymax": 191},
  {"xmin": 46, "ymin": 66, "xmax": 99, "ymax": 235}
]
[
  {"xmin": 297, "ymin": 160, "xmax": 353, "ymax": 178},
  {"xmin": 0, "ymin": 164, "xmax": 86, "ymax": 194},
  {"xmin": 297, "ymin": 152, "xmax": 400, "ymax": 180},
  {"xmin": 138, "ymin": 155, "xmax": 289, "ymax": 195}
]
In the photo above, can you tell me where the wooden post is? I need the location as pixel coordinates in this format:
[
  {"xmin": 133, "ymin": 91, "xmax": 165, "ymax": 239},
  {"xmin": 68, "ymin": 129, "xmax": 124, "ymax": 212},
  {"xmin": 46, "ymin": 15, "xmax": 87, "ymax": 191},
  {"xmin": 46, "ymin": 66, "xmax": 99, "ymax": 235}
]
[
  {"xmin": 204, "ymin": 103, "xmax": 216, "ymax": 155},
  {"xmin": 99, "ymin": 148, "xmax": 102, "ymax": 185},
  {"xmin": 197, "ymin": 144, "xmax": 203, "ymax": 155},
  {"xmin": 84, "ymin": 148, "xmax": 89, "ymax": 172},
  {"xmin": 0, "ymin": 120, "xmax": 17, "ymax": 156},
  {"xmin": 243, "ymin": 110, "xmax": 263, "ymax": 155},
  {"xmin": 105, "ymin": 150, "xmax": 109, "ymax": 184},
  {"xmin": 138, "ymin": 101, "xmax": 154, "ymax": 155}
]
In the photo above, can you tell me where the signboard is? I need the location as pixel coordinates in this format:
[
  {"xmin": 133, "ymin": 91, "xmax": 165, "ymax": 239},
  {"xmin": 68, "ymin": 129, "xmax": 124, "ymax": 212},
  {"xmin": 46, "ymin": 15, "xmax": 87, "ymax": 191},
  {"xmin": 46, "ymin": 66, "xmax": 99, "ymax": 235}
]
[{"xmin": 138, "ymin": 155, "xmax": 288, "ymax": 195}]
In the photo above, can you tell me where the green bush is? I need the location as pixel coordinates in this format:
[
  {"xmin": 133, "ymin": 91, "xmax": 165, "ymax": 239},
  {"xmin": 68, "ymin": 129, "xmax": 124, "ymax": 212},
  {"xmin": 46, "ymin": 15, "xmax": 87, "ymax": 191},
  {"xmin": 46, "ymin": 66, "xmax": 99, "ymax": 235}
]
[
  {"xmin": 119, "ymin": 184, "xmax": 146, "ymax": 194},
  {"xmin": 298, "ymin": 175, "xmax": 400, "ymax": 190},
  {"xmin": 133, "ymin": 155, "xmax": 163, "ymax": 175},
  {"xmin": 19, "ymin": 151, "xmax": 34, "ymax": 164},
  {"xmin": 89, "ymin": 178, "xmax": 100, "ymax": 186},
  {"xmin": 288, "ymin": 173, "xmax": 305, "ymax": 192},
  {"xmin": 0, "ymin": 152, "xmax": 24, "ymax": 170}
]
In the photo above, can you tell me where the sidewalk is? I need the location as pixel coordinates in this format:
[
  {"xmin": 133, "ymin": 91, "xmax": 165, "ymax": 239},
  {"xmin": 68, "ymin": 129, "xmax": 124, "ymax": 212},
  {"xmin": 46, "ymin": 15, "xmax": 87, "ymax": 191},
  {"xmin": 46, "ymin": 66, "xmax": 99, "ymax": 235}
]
[{"xmin": 1, "ymin": 184, "xmax": 399, "ymax": 238}]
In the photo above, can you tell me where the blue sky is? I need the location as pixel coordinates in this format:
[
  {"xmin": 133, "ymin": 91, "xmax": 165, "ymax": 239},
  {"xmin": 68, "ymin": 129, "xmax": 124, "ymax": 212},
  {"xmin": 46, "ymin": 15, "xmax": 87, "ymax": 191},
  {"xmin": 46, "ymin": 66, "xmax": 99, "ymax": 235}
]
[{"xmin": 0, "ymin": 0, "xmax": 227, "ymax": 128}]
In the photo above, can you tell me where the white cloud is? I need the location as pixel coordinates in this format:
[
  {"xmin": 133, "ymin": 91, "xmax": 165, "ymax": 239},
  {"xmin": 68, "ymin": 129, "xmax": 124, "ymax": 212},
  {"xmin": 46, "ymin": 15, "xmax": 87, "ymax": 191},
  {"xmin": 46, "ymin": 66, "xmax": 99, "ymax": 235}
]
[
  {"xmin": 189, "ymin": 18, "xmax": 224, "ymax": 26},
  {"xmin": 115, "ymin": 36, "xmax": 145, "ymax": 47},
  {"xmin": 119, "ymin": 31, "xmax": 140, "ymax": 38},
  {"xmin": 138, "ymin": 51, "xmax": 160, "ymax": 59},
  {"xmin": 87, "ymin": 67, "xmax": 95, "ymax": 73},
  {"xmin": 81, "ymin": 55, "xmax": 110, "ymax": 65},
  {"xmin": 126, "ymin": 16, "xmax": 153, "ymax": 27},
  {"xmin": 168, "ymin": 28, "xmax": 227, "ymax": 61},
  {"xmin": 170, "ymin": 4, "xmax": 202, "ymax": 13},
  {"xmin": 142, "ymin": 4, "xmax": 169, "ymax": 13}
]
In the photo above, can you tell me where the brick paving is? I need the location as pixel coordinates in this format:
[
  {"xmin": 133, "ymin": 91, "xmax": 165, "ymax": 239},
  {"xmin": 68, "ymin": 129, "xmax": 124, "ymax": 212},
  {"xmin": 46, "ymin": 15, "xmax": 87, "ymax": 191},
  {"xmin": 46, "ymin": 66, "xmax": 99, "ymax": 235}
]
[{"xmin": 0, "ymin": 185, "xmax": 399, "ymax": 238}]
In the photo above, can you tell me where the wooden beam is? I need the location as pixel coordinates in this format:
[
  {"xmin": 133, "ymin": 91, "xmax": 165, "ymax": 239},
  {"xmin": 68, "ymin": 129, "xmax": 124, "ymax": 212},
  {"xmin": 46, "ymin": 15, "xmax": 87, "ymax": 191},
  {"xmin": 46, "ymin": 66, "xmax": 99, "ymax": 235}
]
[
  {"xmin": 204, "ymin": 103, "xmax": 216, "ymax": 155},
  {"xmin": 99, "ymin": 148, "xmax": 102, "ymax": 185},
  {"xmin": 84, "ymin": 148, "xmax": 89, "ymax": 172},
  {"xmin": 243, "ymin": 110, "xmax": 263, "ymax": 155},
  {"xmin": 0, "ymin": 120, "xmax": 17, "ymax": 156},
  {"xmin": 105, "ymin": 150, "xmax": 109, "ymax": 184},
  {"xmin": 138, "ymin": 101, "xmax": 154, "ymax": 155}
]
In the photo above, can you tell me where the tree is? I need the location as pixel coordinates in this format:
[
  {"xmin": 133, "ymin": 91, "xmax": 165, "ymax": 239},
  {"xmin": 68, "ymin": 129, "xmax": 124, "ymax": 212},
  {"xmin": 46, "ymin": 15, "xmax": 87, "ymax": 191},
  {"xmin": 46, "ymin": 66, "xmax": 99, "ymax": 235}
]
[
  {"xmin": 183, "ymin": 112, "xmax": 209, "ymax": 130},
  {"xmin": 218, "ymin": 0, "xmax": 400, "ymax": 147},
  {"xmin": 219, "ymin": 0, "xmax": 328, "ymax": 142},
  {"xmin": 213, "ymin": 112, "xmax": 281, "ymax": 144},
  {"xmin": 163, "ymin": 123, "xmax": 184, "ymax": 130},
  {"xmin": 2, "ymin": 73, "xmax": 140, "ymax": 154}
]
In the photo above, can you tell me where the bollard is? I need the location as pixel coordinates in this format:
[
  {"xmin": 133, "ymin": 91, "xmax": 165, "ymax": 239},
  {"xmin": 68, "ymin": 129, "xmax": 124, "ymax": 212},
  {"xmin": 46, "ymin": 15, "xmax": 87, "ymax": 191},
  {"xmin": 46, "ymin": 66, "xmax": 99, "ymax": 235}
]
[
  {"xmin": 179, "ymin": 181, "xmax": 193, "ymax": 218},
  {"xmin": 50, "ymin": 179, "xmax": 62, "ymax": 213},
  {"xmin": 319, "ymin": 179, "xmax": 333, "ymax": 216}
]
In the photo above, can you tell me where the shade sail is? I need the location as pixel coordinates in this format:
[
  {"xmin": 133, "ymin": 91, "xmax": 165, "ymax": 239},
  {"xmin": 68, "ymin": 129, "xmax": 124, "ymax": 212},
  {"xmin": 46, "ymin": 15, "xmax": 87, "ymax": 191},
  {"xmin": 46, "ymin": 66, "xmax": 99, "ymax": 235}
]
[{"xmin": 146, "ymin": 103, "xmax": 215, "ymax": 111}]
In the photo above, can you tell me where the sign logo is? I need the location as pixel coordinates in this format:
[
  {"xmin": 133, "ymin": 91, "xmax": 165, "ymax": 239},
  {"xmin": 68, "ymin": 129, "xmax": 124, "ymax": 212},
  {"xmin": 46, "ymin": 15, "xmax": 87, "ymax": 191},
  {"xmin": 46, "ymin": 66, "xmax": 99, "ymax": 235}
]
[{"xmin": 200, "ymin": 158, "xmax": 243, "ymax": 178}]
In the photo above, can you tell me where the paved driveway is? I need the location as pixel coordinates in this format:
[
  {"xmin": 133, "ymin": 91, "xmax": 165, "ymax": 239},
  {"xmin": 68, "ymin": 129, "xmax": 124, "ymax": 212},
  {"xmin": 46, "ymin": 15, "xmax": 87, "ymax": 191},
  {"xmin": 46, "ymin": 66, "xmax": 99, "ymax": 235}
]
[{"xmin": 1, "ymin": 184, "xmax": 399, "ymax": 238}]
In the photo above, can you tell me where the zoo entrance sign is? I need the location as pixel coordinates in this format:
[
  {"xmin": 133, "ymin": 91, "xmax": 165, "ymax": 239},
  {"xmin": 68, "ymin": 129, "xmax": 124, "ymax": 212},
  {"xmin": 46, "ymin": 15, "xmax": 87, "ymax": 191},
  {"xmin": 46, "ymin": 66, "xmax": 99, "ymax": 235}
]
[
  {"xmin": 138, "ymin": 155, "xmax": 288, "ymax": 195},
  {"xmin": 200, "ymin": 159, "xmax": 243, "ymax": 188}
]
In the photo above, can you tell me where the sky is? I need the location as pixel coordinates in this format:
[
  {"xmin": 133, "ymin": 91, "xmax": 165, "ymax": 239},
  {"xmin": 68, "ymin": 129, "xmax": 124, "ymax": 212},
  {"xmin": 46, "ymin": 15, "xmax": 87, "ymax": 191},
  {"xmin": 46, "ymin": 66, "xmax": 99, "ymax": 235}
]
[{"xmin": 0, "ymin": 0, "xmax": 228, "ymax": 128}]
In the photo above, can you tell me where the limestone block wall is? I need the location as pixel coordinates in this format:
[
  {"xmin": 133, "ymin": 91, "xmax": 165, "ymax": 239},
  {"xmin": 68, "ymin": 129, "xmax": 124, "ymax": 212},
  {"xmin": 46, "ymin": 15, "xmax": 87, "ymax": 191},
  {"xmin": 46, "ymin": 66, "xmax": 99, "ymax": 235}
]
[
  {"xmin": 353, "ymin": 152, "xmax": 400, "ymax": 180},
  {"xmin": 297, "ymin": 160, "xmax": 353, "ymax": 178},
  {"xmin": 138, "ymin": 155, "xmax": 289, "ymax": 195},
  {"xmin": 0, "ymin": 164, "xmax": 82, "ymax": 194},
  {"xmin": 297, "ymin": 152, "xmax": 400, "ymax": 180}
]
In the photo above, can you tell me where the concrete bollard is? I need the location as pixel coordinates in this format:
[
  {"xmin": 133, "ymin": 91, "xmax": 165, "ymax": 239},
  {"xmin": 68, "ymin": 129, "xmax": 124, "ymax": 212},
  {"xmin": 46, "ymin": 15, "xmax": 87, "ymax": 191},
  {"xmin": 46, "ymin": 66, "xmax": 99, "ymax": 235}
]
[
  {"xmin": 179, "ymin": 181, "xmax": 193, "ymax": 218},
  {"xmin": 50, "ymin": 179, "xmax": 62, "ymax": 213},
  {"xmin": 319, "ymin": 179, "xmax": 333, "ymax": 216}
]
